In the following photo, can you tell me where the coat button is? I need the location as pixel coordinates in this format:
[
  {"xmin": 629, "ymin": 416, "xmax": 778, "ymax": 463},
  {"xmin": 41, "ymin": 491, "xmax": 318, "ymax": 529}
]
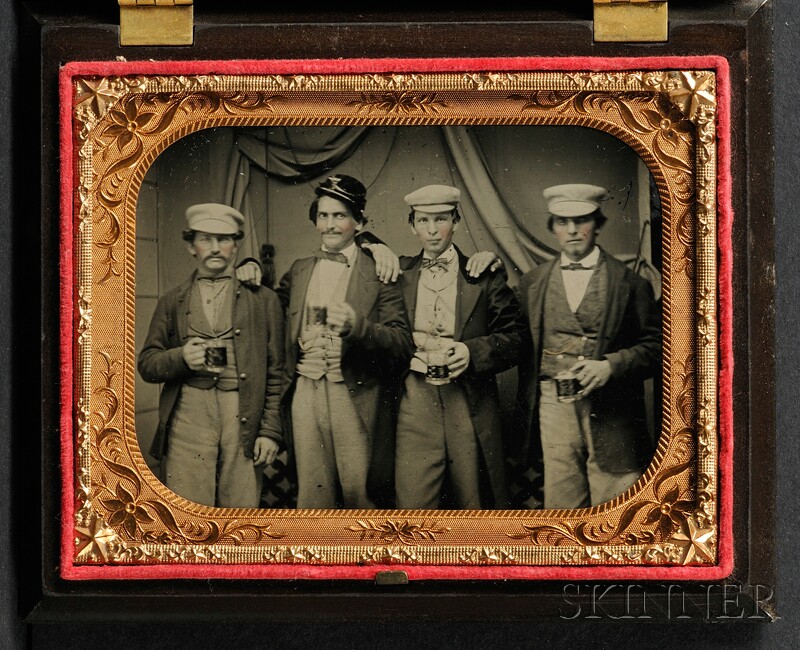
[
  {"xmin": 578, "ymin": 355, "xmax": 585, "ymax": 361},
  {"xmin": 557, "ymin": 354, "xmax": 564, "ymax": 360},
  {"xmin": 234, "ymin": 328, "xmax": 242, "ymax": 335},
  {"xmin": 240, "ymin": 417, "xmax": 248, "ymax": 424},
  {"xmin": 581, "ymin": 336, "xmax": 588, "ymax": 341},
  {"xmin": 239, "ymin": 373, "xmax": 247, "ymax": 380}
]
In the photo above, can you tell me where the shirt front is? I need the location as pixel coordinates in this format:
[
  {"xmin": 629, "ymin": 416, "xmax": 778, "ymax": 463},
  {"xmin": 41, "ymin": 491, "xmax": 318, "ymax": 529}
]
[
  {"xmin": 187, "ymin": 271, "xmax": 238, "ymax": 390},
  {"xmin": 313, "ymin": 241, "xmax": 359, "ymax": 297},
  {"xmin": 560, "ymin": 245, "xmax": 601, "ymax": 312},
  {"xmin": 410, "ymin": 245, "xmax": 459, "ymax": 374},
  {"xmin": 296, "ymin": 242, "xmax": 359, "ymax": 382},
  {"xmin": 195, "ymin": 271, "xmax": 234, "ymax": 334}
]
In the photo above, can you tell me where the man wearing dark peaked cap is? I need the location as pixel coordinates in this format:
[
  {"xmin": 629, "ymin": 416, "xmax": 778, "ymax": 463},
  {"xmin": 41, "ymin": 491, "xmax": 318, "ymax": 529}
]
[
  {"xmin": 393, "ymin": 184, "xmax": 527, "ymax": 509},
  {"xmin": 138, "ymin": 203, "xmax": 286, "ymax": 508},
  {"xmin": 276, "ymin": 175, "xmax": 413, "ymax": 509},
  {"xmin": 517, "ymin": 183, "xmax": 661, "ymax": 509}
]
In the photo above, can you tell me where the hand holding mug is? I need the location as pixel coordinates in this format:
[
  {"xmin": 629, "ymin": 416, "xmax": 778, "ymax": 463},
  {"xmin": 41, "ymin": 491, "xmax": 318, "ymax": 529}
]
[
  {"xmin": 327, "ymin": 302, "xmax": 357, "ymax": 336},
  {"xmin": 181, "ymin": 337, "xmax": 207, "ymax": 371}
]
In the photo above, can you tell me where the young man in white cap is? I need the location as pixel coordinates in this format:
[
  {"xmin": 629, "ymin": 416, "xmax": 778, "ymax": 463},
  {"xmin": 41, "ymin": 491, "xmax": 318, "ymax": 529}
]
[
  {"xmin": 138, "ymin": 203, "xmax": 285, "ymax": 508},
  {"xmin": 277, "ymin": 175, "xmax": 413, "ymax": 509},
  {"xmin": 516, "ymin": 184, "xmax": 661, "ymax": 509},
  {"xmin": 393, "ymin": 184, "xmax": 527, "ymax": 509}
]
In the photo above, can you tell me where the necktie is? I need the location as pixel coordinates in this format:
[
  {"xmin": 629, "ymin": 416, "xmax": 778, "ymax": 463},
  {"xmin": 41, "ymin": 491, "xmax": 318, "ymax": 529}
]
[
  {"xmin": 422, "ymin": 257, "xmax": 452, "ymax": 272},
  {"xmin": 314, "ymin": 249, "xmax": 349, "ymax": 265},
  {"xmin": 561, "ymin": 263, "xmax": 595, "ymax": 271},
  {"xmin": 198, "ymin": 275, "xmax": 232, "ymax": 282}
]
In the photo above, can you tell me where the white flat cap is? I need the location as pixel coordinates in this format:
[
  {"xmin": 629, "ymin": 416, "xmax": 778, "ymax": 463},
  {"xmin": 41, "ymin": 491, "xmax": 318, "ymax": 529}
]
[
  {"xmin": 185, "ymin": 203, "xmax": 245, "ymax": 235},
  {"xmin": 404, "ymin": 184, "xmax": 461, "ymax": 213},
  {"xmin": 543, "ymin": 184, "xmax": 608, "ymax": 218}
]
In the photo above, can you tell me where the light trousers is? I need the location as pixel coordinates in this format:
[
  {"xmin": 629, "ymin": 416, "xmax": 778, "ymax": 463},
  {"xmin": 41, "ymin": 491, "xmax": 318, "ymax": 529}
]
[
  {"xmin": 291, "ymin": 376, "xmax": 375, "ymax": 509},
  {"xmin": 539, "ymin": 380, "xmax": 641, "ymax": 509},
  {"xmin": 395, "ymin": 373, "xmax": 481, "ymax": 509},
  {"xmin": 163, "ymin": 385, "xmax": 262, "ymax": 508}
]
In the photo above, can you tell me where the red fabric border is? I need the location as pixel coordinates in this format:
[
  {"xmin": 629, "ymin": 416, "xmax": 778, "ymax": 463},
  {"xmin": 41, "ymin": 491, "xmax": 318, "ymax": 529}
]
[
  {"xmin": 58, "ymin": 55, "xmax": 734, "ymax": 582},
  {"xmin": 59, "ymin": 67, "xmax": 78, "ymax": 580}
]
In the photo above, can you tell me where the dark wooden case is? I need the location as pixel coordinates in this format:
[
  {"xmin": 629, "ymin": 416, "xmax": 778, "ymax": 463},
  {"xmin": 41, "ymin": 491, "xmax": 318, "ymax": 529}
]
[{"xmin": 13, "ymin": 0, "xmax": 776, "ymax": 629}]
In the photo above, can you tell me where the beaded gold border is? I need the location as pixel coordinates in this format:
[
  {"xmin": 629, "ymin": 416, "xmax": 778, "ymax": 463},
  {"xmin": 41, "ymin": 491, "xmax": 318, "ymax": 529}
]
[{"xmin": 69, "ymin": 69, "xmax": 718, "ymax": 569}]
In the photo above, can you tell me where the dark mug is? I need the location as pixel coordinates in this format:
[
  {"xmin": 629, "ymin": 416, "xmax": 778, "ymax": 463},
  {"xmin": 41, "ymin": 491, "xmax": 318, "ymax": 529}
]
[
  {"xmin": 204, "ymin": 343, "xmax": 227, "ymax": 373},
  {"xmin": 425, "ymin": 349, "xmax": 451, "ymax": 385},
  {"xmin": 306, "ymin": 305, "xmax": 328, "ymax": 330},
  {"xmin": 554, "ymin": 370, "xmax": 582, "ymax": 403}
]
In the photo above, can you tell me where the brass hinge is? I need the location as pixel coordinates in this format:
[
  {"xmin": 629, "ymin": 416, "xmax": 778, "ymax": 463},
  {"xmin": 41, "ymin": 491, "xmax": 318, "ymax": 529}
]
[
  {"xmin": 118, "ymin": 0, "xmax": 194, "ymax": 46},
  {"xmin": 593, "ymin": 0, "xmax": 668, "ymax": 43}
]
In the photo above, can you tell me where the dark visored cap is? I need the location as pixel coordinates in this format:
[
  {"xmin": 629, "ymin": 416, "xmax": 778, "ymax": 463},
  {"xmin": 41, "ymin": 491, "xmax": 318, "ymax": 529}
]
[{"xmin": 315, "ymin": 175, "xmax": 367, "ymax": 220}]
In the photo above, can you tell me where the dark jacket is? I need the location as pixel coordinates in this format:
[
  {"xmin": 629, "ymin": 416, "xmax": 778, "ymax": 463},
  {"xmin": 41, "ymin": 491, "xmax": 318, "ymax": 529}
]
[
  {"xmin": 517, "ymin": 251, "xmax": 661, "ymax": 473},
  {"xmin": 276, "ymin": 250, "xmax": 414, "ymax": 505},
  {"xmin": 399, "ymin": 247, "xmax": 527, "ymax": 507},
  {"xmin": 137, "ymin": 273, "xmax": 285, "ymax": 460}
]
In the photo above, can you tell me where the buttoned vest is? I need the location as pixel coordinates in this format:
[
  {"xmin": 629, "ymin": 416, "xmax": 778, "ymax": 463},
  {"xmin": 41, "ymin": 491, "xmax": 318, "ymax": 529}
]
[
  {"xmin": 184, "ymin": 280, "xmax": 238, "ymax": 390},
  {"xmin": 539, "ymin": 259, "xmax": 608, "ymax": 379},
  {"xmin": 295, "ymin": 257, "xmax": 355, "ymax": 383}
]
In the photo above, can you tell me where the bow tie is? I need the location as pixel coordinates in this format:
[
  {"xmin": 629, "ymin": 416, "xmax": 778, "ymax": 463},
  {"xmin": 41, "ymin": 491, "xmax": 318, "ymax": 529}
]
[
  {"xmin": 422, "ymin": 257, "xmax": 452, "ymax": 272},
  {"xmin": 314, "ymin": 249, "xmax": 349, "ymax": 265},
  {"xmin": 561, "ymin": 263, "xmax": 595, "ymax": 271}
]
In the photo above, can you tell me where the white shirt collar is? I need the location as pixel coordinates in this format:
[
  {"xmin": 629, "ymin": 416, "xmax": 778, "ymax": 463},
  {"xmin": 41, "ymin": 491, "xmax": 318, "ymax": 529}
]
[
  {"xmin": 560, "ymin": 245, "xmax": 600, "ymax": 269},
  {"xmin": 423, "ymin": 244, "xmax": 457, "ymax": 263},
  {"xmin": 322, "ymin": 241, "xmax": 359, "ymax": 264}
]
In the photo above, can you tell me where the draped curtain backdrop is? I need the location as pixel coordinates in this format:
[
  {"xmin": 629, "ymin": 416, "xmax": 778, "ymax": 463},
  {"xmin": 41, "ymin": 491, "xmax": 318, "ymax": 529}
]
[
  {"xmin": 224, "ymin": 127, "xmax": 371, "ymax": 263},
  {"xmin": 226, "ymin": 126, "xmax": 661, "ymax": 295}
]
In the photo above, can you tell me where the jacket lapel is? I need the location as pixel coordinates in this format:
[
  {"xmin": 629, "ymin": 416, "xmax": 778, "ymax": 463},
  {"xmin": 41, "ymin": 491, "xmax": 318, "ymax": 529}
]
[
  {"xmin": 595, "ymin": 252, "xmax": 631, "ymax": 357},
  {"xmin": 400, "ymin": 253, "xmax": 423, "ymax": 326},
  {"xmin": 288, "ymin": 257, "xmax": 315, "ymax": 342},
  {"xmin": 175, "ymin": 273, "xmax": 196, "ymax": 341},
  {"xmin": 344, "ymin": 250, "xmax": 380, "ymax": 316},
  {"xmin": 528, "ymin": 258, "xmax": 557, "ymax": 347},
  {"xmin": 454, "ymin": 251, "xmax": 481, "ymax": 341}
]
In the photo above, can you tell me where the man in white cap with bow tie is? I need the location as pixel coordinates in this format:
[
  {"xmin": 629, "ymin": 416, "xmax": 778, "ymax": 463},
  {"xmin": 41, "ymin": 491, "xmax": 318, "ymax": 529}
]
[
  {"xmin": 276, "ymin": 175, "xmax": 413, "ymax": 509},
  {"xmin": 138, "ymin": 203, "xmax": 286, "ymax": 508},
  {"xmin": 393, "ymin": 184, "xmax": 527, "ymax": 509},
  {"xmin": 516, "ymin": 183, "xmax": 661, "ymax": 509}
]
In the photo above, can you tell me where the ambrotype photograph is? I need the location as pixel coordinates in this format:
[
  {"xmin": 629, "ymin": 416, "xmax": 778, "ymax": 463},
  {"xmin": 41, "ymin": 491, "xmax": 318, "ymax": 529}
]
[
  {"xmin": 64, "ymin": 64, "xmax": 725, "ymax": 576},
  {"xmin": 134, "ymin": 124, "xmax": 662, "ymax": 514}
]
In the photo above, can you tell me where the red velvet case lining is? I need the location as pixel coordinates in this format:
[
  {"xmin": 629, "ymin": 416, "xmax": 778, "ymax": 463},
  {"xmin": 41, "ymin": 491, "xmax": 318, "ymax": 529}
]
[{"xmin": 58, "ymin": 56, "xmax": 733, "ymax": 581}]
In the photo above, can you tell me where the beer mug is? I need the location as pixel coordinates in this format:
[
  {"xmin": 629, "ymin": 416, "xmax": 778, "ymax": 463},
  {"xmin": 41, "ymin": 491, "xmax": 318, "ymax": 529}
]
[
  {"xmin": 204, "ymin": 338, "xmax": 228, "ymax": 373},
  {"xmin": 554, "ymin": 370, "xmax": 582, "ymax": 403},
  {"xmin": 425, "ymin": 349, "xmax": 451, "ymax": 385},
  {"xmin": 306, "ymin": 304, "xmax": 328, "ymax": 331}
]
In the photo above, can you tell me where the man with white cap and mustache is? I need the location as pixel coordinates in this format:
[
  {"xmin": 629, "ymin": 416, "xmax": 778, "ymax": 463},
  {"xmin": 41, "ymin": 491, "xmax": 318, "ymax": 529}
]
[
  {"xmin": 516, "ymin": 183, "xmax": 661, "ymax": 509},
  {"xmin": 138, "ymin": 203, "xmax": 286, "ymax": 508}
]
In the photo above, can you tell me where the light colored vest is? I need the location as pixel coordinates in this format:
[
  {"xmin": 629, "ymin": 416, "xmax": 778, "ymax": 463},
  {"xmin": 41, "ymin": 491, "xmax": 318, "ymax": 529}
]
[{"xmin": 295, "ymin": 255, "xmax": 356, "ymax": 383}]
